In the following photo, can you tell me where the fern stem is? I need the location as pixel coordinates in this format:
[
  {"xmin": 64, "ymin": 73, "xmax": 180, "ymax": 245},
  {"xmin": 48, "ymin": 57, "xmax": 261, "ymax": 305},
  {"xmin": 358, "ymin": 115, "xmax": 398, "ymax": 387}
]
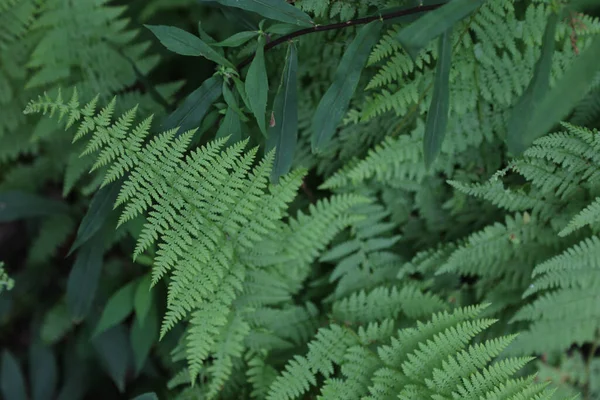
[{"xmin": 236, "ymin": 3, "xmax": 445, "ymax": 71}]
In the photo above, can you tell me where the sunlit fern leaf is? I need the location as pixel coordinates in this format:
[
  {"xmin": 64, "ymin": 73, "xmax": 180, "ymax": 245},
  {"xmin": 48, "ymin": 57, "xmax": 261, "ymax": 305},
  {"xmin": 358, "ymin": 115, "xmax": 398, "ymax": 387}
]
[{"xmin": 24, "ymin": 91, "xmax": 309, "ymax": 384}]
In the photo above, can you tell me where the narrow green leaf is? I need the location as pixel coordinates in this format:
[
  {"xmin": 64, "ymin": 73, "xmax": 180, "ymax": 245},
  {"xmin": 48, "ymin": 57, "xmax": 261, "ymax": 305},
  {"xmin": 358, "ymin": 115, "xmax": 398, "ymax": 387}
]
[
  {"xmin": 568, "ymin": 0, "xmax": 600, "ymax": 11},
  {"xmin": 134, "ymin": 274, "xmax": 152, "ymax": 325},
  {"xmin": 29, "ymin": 343, "xmax": 58, "ymax": 400},
  {"xmin": 216, "ymin": 108, "xmax": 243, "ymax": 144},
  {"xmin": 223, "ymin": 82, "xmax": 246, "ymax": 118},
  {"xmin": 130, "ymin": 303, "xmax": 159, "ymax": 375},
  {"xmin": 93, "ymin": 325, "xmax": 131, "ymax": 393},
  {"xmin": 68, "ymin": 181, "xmax": 120, "ymax": 255},
  {"xmin": 0, "ymin": 191, "xmax": 68, "ymax": 222},
  {"xmin": 131, "ymin": 393, "xmax": 158, "ymax": 400},
  {"xmin": 211, "ymin": 0, "xmax": 313, "ymax": 27},
  {"xmin": 56, "ymin": 352, "xmax": 88, "ymax": 400},
  {"xmin": 66, "ymin": 234, "xmax": 105, "ymax": 322},
  {"xmin": 197, "ymin": 21, "xmax": 218, "ymax": 44},
  {"xmin": 162, "ymin": 76, "xmax": 223, "ymax": 135},
  {"xmin": 93, "ymin": 280, "xmax": 136, "ymax": 337},
  {"xmin": 266, "ymin": 23, "xmax": 297, "ymax": 35},
  {"xmin": 41, "ymin": 301, "xmax": 73, "ymax": 345},
  {"xmin": 0, "ymin": 351, "xmax": 27, "ymax": 400},
  {"xmin": 521, "ymin": 35, "xmax": 600, "ymax": 150},
  {"xmin": 312, "ymin": 21, "xmax": 382, "ymax": 152},
  {"xmin": 192, "ymin": 109, "xmax": 221, "ymax": 146},
  {"xmin": 145, "ymin": 25, "xmax": 233, "ymax": 67},
  {"xmin": 424, "ymin": 29, "xmax": 453, "ymax": 168},
  {"xmin": 215, "ymin": 31, "xmax": 259, "ymax": 47},
  {"xmin": 397, "ymin": 0, "xmax": 486, "ymax": 59},
  {"xmin": 507, "ymin": 12, "xmax": 558, "ymax": 155},
  {"xmin": 245, "ymin": 36, "xmax": 269, "ymax": 134},
  {"xmin": 266, "ymin": 42, "xmax": 298, "ymax": 183},
  {"xmin": 233, "ymin": 76, "xmax": 251, "ymax": 110},
  {"xmin": 216, "ymin": 3, "xmax": 261, "ymax": 30}
]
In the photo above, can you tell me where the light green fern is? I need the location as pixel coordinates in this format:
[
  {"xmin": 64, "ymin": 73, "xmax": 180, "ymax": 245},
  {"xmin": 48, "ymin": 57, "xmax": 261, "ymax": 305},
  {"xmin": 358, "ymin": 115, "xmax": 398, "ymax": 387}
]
[{"xmin": 266, "ymin": 304, "xmax": 557, "ymax": 400}]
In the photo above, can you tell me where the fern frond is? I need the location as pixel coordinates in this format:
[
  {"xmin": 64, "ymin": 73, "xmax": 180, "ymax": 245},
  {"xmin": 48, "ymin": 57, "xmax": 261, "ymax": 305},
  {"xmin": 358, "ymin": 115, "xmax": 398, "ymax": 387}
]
[
  {"xmin": 205, "ymin": 314, "xmax": 251, "ymax": 399},
  {"xmin": 266, "ymin": 355, "xmax": 316, "ymax": 400},
  {"xmin": 332, "ymin": 285, "xmax": 447, "ymax": 325},
  {"xmin": 267, "ymin": 304, "xmax": 556, "ymax": 400},
  {"xmin": 559, "ymin": 196, "xmax": 600, "ymax": 237},
  {"xmin": 26, "ymin": 92, "xmax": 309, "ymax": 384},
  {"xmin": 245, "ymin": 351, "xmax": 278, "ymax": 399},
  {"xmin": 511, "ymin": 235, "xmax": 600, "ymax": 355},
  {"xmin": 437, "ymin": 213, "xmax": 556, "ymax": 281},
  {"xmin": 321, "ymin": 131, "xmax": 425, "ymax": 190},
  {"xmin": 26, "ymin": 0, "xmax": 159, "ymax": 92}
]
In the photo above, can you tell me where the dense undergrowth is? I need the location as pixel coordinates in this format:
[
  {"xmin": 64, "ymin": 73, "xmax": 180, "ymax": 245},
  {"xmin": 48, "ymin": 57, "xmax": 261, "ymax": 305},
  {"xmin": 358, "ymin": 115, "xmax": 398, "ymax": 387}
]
[{"xmin": 2, "ymin": 0, "xmax": 600, "ymax": 399}]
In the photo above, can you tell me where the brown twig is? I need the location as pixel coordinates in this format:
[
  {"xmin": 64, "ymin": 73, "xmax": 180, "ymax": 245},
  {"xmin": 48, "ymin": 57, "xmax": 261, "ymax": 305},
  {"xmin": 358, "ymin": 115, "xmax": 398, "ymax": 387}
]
[{"xmin": 235, "ymin": 3, "xmax": 445, "ymax": 71}]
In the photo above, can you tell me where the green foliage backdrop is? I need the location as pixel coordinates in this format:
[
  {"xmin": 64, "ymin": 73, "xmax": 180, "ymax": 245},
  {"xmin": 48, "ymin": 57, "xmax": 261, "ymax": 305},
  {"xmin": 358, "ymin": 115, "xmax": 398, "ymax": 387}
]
[{"xmin": 2, "ymin": 0, "xmax": 600, "ymax": 399}]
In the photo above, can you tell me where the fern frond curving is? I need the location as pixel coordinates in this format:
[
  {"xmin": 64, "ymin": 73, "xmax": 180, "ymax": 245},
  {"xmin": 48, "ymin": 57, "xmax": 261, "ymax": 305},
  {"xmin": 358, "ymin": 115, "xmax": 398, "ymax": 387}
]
[{"xmin": 267, "ymin": 304, "xmax": 556, "ymax": 400}]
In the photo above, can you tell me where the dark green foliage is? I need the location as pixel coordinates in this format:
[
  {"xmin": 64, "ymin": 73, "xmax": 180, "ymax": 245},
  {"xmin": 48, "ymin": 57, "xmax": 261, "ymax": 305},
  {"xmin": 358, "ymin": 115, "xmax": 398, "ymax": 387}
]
[{"xmin": 3, "ymin": 0, "xmax": 600, "ymax": 399}]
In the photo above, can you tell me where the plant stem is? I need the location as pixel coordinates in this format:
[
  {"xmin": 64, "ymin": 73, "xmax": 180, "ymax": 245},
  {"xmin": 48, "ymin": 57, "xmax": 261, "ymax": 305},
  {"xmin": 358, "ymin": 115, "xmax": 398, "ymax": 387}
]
[{"xmin": 236, "ymin": 3, "xmax": 445, "ymax": 70}]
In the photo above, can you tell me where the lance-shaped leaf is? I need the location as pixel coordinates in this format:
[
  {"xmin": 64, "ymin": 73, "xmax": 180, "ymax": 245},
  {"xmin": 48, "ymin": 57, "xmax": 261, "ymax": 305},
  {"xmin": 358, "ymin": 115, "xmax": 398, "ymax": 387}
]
[
  {"xmin": 131, "ymin": 394, "xmax": 158, "ymax": 400},
  {"xmin": 130, "ymin": 301, "xmax": 159, "ymax": 375},
  {"xmin": 93, "ymin": 280, "xmax": 137, "ymax": 337},
  {"xmin": 424, "ymin": 29, "xmax": 452, "ymax": 168},
  {"xmin": 215, "ymin": 108, "xmax": 242, "ymax": 144},
  {"xmin": 1, "ymin": 351, "xmax": 27, "ymax": 400},
  {"xmin": 0, "ymin": 191, "xmax": 68, "ymax": 222},
  {"xmin": 29, "ymin": 344, "xmax": 58, "ymax": 400},
  {"xmin": 267, "ymin": 42, "xmax": 298, "ymax": 183},
  {"xmin": 162, "ymin": 76, "xmax": 223, "ymax": 135},
  {"xmin": 41, "ymin": 301, "xmax": 73, "ymax": 345},
  {"xmin": 68, "ymin": 181, "xmax": 120, "ymax": 255},
  {"xmin": 245, "ymin": 36, "xmax": 269, "ymax": 135},
  {"xmin": 93, "ymin": 325, "xmax": 131, "ymax": 393},
  {"xmin": 223, "ymin": 82, "xmax": 246, "ymax": 118},
  {"xmin": 507, "ymin": 12, "xmax": 558, "ymax": 155},
  {"xmin": 145, "ymin": 25, "xmax": 233, "ymax": 68},
  {"xmin": 312, "ymin": 21, "xmax": 382, "ymax": 153},
  {"xmin": 569, "ymin": 0, "xmax": 599, "ymax": 11},
  {"xmin": 66, "ymin": 233, "xmax": 105, "ymax": 322},
  {"xmin": 134, "ymin": 274, "xmax": 153, "ymax": 325},
  {"xmin": 521, "ymin": 35, "xmax": 600, "ymax": 149},
  {"xmin": 210, "ymin": 0, "xmax": 313, "ymax": 27},
  {"xmin": 397, "ymin": 0, "xmax": 486, "ymax": 60},
  {"xmin": 215, "ymin": 31, "xmax": 259, "ymax": 47}
]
